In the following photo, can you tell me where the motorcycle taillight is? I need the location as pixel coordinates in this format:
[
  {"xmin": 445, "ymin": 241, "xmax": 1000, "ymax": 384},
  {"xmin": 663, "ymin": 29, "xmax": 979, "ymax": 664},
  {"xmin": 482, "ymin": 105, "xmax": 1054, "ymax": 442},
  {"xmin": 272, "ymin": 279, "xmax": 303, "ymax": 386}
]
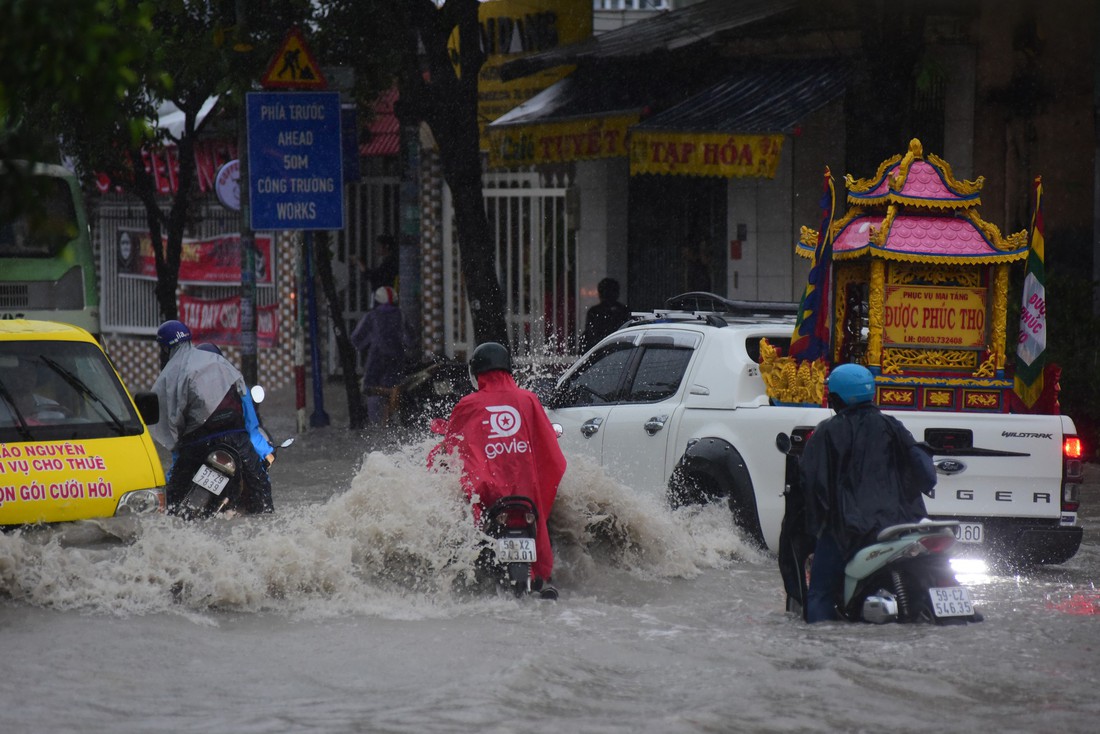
[
  {"xmin": 207, "ymin": 449, "xmax": 237, "ymax": 476},
  {"xmin": 495, "ymin": 510, "xmax": 533, "ymax": 529},
  {"xmin": 918, "ymin": 533, "xmax": 955, "ymax": 554}
]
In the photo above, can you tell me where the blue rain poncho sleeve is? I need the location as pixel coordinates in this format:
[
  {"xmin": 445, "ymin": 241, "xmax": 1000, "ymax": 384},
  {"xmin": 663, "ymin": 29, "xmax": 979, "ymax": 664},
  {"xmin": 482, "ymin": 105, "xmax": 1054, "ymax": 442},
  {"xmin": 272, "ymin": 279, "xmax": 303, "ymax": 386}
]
[{"xmin": 243, "ymin": 390, "xmax": 274, "ymax": 459}]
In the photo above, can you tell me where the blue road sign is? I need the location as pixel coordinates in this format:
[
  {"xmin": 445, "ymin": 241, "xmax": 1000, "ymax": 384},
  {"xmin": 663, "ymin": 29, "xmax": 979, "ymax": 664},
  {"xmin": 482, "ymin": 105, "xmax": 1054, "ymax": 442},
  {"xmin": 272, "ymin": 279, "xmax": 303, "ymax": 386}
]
[{"xmin": 247, "ymin": 91, "xmax": 344, "ymax": 231}]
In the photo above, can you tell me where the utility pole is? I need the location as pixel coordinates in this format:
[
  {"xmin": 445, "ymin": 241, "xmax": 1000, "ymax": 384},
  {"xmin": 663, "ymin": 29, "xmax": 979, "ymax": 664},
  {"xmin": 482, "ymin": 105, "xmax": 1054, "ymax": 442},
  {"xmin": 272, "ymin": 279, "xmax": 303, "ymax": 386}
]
[{"xmin": 237, "ymin": 0, "xmax": 258, "ymax": 385}]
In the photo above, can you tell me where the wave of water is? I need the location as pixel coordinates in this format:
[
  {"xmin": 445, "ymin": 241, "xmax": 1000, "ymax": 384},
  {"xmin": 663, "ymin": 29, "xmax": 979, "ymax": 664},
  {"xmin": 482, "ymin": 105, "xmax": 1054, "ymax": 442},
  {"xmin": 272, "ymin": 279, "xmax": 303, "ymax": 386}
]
[{"xmin": 0, "ymin": 439, "xmax": 759, "ymax": 619}]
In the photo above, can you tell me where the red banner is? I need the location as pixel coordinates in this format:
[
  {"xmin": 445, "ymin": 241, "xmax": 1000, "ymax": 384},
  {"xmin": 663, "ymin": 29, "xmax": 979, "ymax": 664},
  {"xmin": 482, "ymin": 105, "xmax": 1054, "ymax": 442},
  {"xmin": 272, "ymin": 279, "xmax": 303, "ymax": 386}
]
[
  {"xmin": 178, "ymin": 295, "xmax": 279, "ymax": 348},
  {"xmin": 117, "ymin": 229, "xmax": 273, "ymax": 285},
  {"xmin": 96, "ymin": 139, "xmax": 238, "ymax": 195}
]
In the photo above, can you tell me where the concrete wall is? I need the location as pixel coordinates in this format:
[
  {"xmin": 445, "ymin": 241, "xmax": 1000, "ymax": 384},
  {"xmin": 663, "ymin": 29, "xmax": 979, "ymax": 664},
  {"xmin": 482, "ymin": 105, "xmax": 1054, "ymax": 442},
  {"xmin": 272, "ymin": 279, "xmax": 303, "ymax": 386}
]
[{"xmin": 575, "ymin": 157, "xmax": 630, "ymax": 313}]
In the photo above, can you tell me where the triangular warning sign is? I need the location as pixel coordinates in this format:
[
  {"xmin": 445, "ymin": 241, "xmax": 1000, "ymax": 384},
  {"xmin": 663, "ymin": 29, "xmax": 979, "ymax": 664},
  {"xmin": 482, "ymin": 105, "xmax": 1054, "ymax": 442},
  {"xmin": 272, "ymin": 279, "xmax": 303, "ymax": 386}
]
[{"xmin": 261, "ymin": 27, "xmax": 327, "ymax": 89}]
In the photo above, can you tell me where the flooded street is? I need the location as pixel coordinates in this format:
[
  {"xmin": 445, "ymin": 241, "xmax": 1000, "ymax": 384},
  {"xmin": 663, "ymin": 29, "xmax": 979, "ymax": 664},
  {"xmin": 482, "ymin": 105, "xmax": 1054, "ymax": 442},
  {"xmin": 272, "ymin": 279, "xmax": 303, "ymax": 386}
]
[{"xmin": 2, "ymin": 396, "xmax": 1099, "ymax": 733}]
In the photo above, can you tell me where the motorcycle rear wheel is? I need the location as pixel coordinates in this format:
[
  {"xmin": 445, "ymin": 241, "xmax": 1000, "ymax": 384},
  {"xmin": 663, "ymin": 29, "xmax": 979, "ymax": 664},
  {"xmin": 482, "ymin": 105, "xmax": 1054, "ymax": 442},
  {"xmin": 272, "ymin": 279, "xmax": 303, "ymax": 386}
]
[{"xmin": 507, "ymin": 563, "xmax": 529, "ymax": 596}]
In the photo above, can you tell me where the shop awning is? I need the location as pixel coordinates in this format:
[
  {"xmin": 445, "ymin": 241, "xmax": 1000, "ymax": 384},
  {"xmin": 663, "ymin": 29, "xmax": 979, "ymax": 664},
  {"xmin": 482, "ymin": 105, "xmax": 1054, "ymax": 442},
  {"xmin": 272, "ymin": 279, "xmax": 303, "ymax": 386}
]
[
  {"xmin": 499, "ymin": 0, "xmax": 797, "ymax": 81},
  {"xmin": 630, "ymin": 60, "xmax": 849, "ymax": 177},
  {"xmin": 488, "ymin": 60, "xmax": 848, "ymax": 177},
  {"xmin": 486, "ymin": 67, "xmax": 651, "ymax": 167},
  {"xmin": 360, "ymin": 86, "xmax": 399, "ymax": 158}
]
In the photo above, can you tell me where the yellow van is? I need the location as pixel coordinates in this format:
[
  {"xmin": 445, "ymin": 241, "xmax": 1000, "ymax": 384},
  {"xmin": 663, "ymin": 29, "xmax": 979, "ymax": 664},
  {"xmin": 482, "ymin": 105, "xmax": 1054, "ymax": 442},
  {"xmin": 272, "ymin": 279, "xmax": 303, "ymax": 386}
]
[{"xmin": 0, "ymin": 320, "xmax": 165, "ymax": 527}]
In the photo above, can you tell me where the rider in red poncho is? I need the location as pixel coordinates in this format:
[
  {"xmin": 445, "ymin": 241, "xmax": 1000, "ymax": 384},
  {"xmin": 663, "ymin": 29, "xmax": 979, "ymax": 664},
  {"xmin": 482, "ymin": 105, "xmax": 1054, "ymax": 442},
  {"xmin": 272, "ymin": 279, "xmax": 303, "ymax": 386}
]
[{"xmin": 430, "ymin": 342, "xmax": 566, "ymax": 593}]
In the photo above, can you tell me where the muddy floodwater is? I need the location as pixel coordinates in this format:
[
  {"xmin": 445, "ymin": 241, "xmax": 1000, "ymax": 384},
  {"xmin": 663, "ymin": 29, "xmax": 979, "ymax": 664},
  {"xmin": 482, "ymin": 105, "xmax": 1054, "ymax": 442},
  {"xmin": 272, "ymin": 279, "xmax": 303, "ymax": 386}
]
[{"xmin": 2, "ymin": 403, "xmax": 1098, "ymax": 733}]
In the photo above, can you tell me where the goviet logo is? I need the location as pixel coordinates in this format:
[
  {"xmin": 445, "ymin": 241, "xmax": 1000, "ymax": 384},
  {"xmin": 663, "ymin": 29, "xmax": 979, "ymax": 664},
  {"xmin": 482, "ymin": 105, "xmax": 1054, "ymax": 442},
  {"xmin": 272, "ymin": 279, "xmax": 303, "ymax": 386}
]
[
  {"xmin": 482, "ymin": 405, "xmax": 529, "ymax": 460},
  {"xmin": 484, "ymin": 405, "xmax": 521, "ymax": 438}
]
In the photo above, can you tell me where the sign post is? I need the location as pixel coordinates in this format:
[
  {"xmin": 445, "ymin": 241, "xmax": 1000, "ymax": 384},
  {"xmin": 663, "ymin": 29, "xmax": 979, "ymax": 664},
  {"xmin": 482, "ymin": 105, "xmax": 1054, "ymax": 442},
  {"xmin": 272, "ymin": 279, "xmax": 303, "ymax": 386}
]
[{"xmin": 248, "ymin": 27, "xmax": 341, "ymax": 427}]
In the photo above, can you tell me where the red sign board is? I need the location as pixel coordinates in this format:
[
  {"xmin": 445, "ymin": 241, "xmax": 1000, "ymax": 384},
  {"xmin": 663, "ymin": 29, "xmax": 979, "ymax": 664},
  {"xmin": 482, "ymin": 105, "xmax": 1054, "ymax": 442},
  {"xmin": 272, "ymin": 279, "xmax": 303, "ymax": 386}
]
[{"xmin": 179, "ymin": 295, "xmax": 280, "ymax": 348}]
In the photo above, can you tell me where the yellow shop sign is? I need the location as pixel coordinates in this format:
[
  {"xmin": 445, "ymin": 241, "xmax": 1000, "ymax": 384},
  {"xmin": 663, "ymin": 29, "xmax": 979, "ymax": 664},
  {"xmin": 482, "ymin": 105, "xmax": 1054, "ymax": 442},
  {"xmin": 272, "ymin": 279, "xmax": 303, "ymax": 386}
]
[
  {"xmin": 883, "ymin": 285, "xmax": 988, "ymax": 349},
  {"xmin": 629, "ymin": 132, "xmax": 784, "ymax": 178},
  {"xmin": 488, "ymin": 115, "xmax": 636, "ymax": 167}
]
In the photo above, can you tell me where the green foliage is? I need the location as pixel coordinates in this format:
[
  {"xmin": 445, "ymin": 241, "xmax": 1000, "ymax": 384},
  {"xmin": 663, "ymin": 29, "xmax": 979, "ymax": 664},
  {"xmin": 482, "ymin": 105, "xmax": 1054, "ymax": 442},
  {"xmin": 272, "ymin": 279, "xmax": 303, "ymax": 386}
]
[{"xmin": 0, "ymin": 0, "xmax": 155, "ymax": 210}]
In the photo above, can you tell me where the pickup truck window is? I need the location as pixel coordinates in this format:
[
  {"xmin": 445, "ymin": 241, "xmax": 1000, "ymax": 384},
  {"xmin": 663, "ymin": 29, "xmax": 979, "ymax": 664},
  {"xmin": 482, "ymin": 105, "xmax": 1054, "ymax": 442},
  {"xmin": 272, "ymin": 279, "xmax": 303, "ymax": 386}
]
[
  {"xmin": 556, "ymin": 342, "xmax": 636, "ymax": 407},
  {"xmin": 746, "ymin": 336, "xmax": 791, "ymax": 363},
  {"xmin": 624, "ymin": 345, "xmax": 693, "ymax": 403}
]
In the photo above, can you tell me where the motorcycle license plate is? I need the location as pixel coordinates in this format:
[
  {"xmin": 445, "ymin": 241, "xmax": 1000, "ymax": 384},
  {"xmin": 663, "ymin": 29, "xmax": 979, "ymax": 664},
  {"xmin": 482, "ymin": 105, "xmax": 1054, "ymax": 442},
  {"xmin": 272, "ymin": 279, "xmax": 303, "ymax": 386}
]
[
  {"xmin": 929, "ymin": 586, "xmax": 974, "ymax": 617},
  {"xmin": 952, "ymin": 522, "xmax": 983, "ymax": 543},
  {"xmin": 496, "ymin": 537, "xmax": 536, "ymax": 563},
  {"xmin": 192, "ymin": 464, "xmax": 229, "ymax": 496}
]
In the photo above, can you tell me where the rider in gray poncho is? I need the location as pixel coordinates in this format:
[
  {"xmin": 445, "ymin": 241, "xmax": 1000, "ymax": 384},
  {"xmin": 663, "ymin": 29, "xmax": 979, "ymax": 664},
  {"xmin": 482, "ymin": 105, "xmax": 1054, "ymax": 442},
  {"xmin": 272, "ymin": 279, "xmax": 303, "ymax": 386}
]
[{"xmin": 150, "ymin": 320, "xmax": 273, "ymax": 514}]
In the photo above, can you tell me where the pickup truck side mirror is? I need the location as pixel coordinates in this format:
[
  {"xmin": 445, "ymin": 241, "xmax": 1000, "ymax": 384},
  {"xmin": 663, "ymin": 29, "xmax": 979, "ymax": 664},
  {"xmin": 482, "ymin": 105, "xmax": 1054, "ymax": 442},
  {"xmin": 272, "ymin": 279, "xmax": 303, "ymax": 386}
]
[{"xmin": 134, "ymin": 391, "xmax": 160, "ymax": 425}]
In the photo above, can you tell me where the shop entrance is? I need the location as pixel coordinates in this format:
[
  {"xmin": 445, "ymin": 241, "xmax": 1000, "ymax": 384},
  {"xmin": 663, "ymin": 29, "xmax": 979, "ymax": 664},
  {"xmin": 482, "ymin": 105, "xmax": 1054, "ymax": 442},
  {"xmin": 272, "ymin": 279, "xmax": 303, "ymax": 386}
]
[{"xmin": 626, "ymin": 174, "xmax": 727, "ymax": 311}]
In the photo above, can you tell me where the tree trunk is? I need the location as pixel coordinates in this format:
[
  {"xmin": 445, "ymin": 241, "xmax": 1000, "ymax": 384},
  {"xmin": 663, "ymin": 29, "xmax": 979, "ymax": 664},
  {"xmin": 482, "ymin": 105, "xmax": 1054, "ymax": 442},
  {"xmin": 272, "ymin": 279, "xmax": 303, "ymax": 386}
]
[{"xmin": 400, "ymin": 0, "xmax": 509, "ymax": 350}]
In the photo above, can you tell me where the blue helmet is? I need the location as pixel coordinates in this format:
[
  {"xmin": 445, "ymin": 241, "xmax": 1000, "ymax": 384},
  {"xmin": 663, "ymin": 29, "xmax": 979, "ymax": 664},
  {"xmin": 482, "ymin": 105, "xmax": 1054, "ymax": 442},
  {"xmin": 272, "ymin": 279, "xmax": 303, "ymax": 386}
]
[
  {"xmin": 156, "ymin": 320, "xmax": 192, "ymax": 349},
  {"xmin": 827, "ymin": 363, "xmax": 875, "ymax": 407}
]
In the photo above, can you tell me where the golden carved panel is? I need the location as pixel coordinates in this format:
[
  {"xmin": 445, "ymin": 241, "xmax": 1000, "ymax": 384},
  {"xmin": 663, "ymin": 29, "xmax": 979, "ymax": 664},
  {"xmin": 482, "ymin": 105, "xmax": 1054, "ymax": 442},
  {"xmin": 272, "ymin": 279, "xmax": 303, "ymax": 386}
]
[{"xmin": 883, "ymin": 347, "xmax": 978, "ymax": 369}]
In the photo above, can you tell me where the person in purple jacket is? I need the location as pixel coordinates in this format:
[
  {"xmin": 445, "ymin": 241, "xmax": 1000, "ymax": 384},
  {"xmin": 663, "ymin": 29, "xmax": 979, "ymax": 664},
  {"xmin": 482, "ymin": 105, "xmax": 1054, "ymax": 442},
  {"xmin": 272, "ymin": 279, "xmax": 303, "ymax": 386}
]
[{"xmin": 350, "ymin": 286, "xmax": 406, "ymax": 423}]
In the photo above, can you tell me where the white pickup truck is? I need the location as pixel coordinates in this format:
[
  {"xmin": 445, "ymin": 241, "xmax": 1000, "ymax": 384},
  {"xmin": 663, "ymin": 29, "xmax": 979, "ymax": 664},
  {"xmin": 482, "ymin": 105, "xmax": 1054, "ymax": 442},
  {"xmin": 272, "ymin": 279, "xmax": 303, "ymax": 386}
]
[{"xmin": 543, "ymin": 303, "xmax": 1085, "ymax": 567}]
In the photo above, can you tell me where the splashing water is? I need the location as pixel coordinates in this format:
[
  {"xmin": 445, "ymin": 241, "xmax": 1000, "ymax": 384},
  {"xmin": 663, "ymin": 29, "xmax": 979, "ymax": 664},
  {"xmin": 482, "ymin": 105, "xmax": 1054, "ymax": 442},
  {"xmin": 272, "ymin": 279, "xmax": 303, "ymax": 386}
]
[{"xmin": 0, "ymin": 438, "xmax": 757, "ymax": 619}]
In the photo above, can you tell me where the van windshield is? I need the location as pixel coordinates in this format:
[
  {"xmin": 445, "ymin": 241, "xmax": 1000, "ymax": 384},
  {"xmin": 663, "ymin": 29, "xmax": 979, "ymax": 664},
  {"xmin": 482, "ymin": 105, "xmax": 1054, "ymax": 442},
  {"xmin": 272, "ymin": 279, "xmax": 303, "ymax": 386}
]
[
  {"xmin": 0, "ymin": 341, "xmax": 144, "ymax": 442},
  {"xmin": 0, "ymin": 176, "xmax": 80, "ymax": 257}
]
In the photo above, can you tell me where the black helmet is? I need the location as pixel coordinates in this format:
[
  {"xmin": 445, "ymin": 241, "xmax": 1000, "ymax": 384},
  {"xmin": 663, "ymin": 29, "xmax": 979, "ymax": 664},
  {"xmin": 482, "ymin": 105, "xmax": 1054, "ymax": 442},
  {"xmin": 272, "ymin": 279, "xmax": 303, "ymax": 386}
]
[
  {"xmin": 468, "ymin": 342, "xmax": 511, "ymax": 388},
  {"xmin": 156, "ymin": 320, "xmax": 191, "ymax": 349}
]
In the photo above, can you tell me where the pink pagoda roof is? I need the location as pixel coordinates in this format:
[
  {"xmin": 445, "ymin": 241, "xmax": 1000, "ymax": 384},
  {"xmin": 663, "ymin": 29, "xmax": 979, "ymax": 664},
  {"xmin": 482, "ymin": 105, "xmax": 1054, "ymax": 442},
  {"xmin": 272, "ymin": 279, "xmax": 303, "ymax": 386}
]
[
  {"xmin": 797, "ymin": 139, "xmax": 1028, "ymax": 264},
  {"xmin": 824, "ymin": 212, "xmax": 1029, "ymax": 264},
  {"xmin": 846, "ymin": 139, "xmax": 983, "ymax": 210}
]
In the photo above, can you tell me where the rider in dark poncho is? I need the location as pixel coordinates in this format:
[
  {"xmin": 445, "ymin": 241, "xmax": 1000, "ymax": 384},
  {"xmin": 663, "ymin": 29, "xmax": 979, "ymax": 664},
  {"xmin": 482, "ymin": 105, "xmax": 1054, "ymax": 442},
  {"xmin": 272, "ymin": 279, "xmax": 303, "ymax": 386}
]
[{"xmin": 797, "ymin": 363, "xmax": 935, "ymax": 622}]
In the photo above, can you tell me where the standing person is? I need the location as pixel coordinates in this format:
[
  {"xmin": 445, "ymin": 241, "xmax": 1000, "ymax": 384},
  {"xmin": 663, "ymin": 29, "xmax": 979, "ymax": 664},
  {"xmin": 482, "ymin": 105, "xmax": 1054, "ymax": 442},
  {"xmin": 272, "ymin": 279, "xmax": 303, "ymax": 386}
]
[
  {"xmin": 799, "ymin": 363, "xmax": 936, "ymax": 623},
  {"xmin": 580, "ymin": 277, "xmax": 631, "ymax": 352},
  {"xmin": 681, "ymin": 243, "xmax": 711, "ymax": 293},
  {"xmin": 353, "ymin": 233, "xmax": 399, "ymax": 297},
  {"xmin": 150, "ymin": 321, "xmax": 273, "ymax": 514},
  {"xmin": 430, "ymin": 342, "xmax": 567, "ymax": 598},
  {"xmin": 350, "ymin": 286, "xmax": 406, "ymax": 424}
]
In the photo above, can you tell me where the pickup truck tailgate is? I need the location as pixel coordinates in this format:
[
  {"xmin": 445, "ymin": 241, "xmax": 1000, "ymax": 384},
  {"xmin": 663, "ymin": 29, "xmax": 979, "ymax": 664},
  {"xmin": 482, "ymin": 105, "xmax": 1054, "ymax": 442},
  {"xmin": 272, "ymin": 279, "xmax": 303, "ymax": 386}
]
[{"xmin": 890, "ymin": 411, "xmax": 1068, "ymax": 520}]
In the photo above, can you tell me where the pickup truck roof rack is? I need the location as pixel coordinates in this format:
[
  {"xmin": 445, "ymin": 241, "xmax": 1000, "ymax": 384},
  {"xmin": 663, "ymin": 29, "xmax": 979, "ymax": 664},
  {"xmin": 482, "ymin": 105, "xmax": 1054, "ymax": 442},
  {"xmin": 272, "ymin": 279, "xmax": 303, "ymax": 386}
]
[
  {"xmin": 622, "ymin": 293, "xmax": 799, "ymax": 329},
  {"xmin": 664, "ymin": 292, "xmax": 799, "ymax": 316}
]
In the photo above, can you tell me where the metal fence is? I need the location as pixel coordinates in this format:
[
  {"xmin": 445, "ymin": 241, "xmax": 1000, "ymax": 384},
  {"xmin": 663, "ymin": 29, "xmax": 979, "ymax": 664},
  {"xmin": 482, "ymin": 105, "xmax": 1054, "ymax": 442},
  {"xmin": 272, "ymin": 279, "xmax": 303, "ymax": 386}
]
[
  {"xmin": 95, "ymin": 194, "xmax": 279, "ymax": 335},
  {"xmin": 442, "ymin": 170, "xmax": 576, "ymax": 363}
]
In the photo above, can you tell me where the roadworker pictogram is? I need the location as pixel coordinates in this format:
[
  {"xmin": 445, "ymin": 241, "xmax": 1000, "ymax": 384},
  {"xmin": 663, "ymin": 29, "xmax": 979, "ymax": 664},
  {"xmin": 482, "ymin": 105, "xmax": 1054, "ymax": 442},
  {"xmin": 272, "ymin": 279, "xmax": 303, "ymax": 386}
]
[{"xmin": 261, "ymin": 27, "xmax": 326, "ymax": 89}]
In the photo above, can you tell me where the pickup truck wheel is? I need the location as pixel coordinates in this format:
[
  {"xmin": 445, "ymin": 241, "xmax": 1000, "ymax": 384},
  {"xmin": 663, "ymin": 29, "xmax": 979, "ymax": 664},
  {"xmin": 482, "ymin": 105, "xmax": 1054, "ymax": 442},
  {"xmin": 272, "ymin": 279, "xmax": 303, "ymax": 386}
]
[{"xmin": 667, "ymin": 468, "xmax": 719, "ymax": 508}]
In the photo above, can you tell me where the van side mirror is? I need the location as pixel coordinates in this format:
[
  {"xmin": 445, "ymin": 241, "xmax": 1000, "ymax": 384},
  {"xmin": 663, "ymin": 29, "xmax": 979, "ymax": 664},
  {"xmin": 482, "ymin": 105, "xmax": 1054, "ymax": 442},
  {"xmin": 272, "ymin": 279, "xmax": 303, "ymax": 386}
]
[{"xmin": 134, "ymin": 392, "xmax": 159, "ymax": 425}]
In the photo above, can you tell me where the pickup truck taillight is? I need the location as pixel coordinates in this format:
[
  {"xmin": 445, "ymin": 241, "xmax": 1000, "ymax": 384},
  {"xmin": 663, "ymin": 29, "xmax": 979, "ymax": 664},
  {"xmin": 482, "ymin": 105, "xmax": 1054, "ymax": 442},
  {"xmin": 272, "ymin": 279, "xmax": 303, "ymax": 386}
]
[
  {"xmin": 788, "ymin": 427, "xmax": 815, "ymax": 456},
  {"xmin": 1062, "ymin": 435, "xmax": 1083, "ymax": 513}
]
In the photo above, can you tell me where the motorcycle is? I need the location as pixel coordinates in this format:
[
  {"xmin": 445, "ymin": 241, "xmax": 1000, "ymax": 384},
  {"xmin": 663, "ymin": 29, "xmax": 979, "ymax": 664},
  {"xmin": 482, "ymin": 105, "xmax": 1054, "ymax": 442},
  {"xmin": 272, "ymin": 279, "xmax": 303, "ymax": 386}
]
[
  {"xmin": 776, "ymin": 431, "xmax": 982, "ymax": 624},
  {"xmin": 477, "ymin": 495, "xmax": 553, "ymax": 598},
  {"xmin": 174, "ymin": 386, "xmax": 294, "ymax": 521},
  {"xmin": 428, "ymin": 417, "xmax": 561, "ymax": 600}
]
